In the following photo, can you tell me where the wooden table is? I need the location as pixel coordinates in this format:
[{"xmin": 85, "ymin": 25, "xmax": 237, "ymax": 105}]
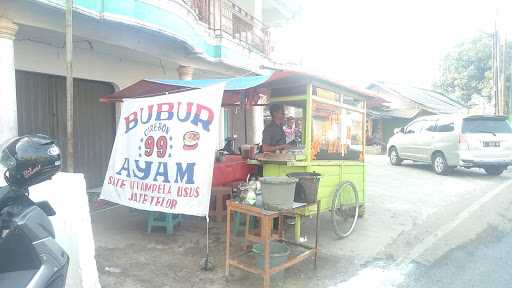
[{"xmin": 225, "ymin": 200, "xmax": 320, "ymax": 288}]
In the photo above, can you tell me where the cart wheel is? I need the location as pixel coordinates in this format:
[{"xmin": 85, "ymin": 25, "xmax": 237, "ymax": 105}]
[{"xmin": 331, "ymin": 181, "xmax": 359, "ymax": 238}]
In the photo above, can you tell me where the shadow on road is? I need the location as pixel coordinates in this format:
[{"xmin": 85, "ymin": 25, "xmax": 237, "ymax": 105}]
[{"xmin": 397, "ymin": 161, "xmax": 506, "ymax": 178}]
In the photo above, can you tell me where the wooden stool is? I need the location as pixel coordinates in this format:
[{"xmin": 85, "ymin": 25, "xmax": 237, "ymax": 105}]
[
  {"xmin": 146, "ymin": 212, "xmax": 182, "ymax": 235},
  {"xmin": 209, "ymin": 186, "xmax": 233, "ymax": 222}
]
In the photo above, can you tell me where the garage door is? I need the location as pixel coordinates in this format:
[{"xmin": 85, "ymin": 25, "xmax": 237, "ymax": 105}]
[{"xmin": 16, "ymin": 70, "xmax": 115, "ymax": 189}]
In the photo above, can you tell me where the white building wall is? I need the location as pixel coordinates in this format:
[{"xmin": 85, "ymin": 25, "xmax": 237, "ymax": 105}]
[
  {"xmin": 2, "ymin": 0, "xmax": 271, "ymax": 77},
  {"xmin": 0, "ymin": 18, "xmax": 18, "ymax": 144},
  {"xmin": 30, "ymin": 173, "xmax": 101, "ymax": 288},
  {"xmin": 14, "ymin": 39, "xmax": 179, "ymax": 90}
]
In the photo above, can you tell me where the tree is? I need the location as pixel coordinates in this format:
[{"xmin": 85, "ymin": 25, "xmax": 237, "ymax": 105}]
[{"xmin": 436, "ymin": 34, "xmax": 512, "ymax": 105}]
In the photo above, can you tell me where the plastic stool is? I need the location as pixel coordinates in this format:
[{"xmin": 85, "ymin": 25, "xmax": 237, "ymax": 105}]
[{"xmin": 147, "ymin": 212, "xmax": 182, "ymax": 235}]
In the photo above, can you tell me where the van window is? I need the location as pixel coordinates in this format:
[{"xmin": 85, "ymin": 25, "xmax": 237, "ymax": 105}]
[
  {"xmin": 405, "ymin": 121, "xmax": 425, "ymax": 134},
  {"xmin": 462, "ymin": 118, "xmax": 512, "ymax": 134},
  {"xmin": 436, "ymin": 120, "xmax": 454, "ymax": 132},
  {"xmin": 424, "ymin": 120, "xmax": 437, "ymax": 132}
]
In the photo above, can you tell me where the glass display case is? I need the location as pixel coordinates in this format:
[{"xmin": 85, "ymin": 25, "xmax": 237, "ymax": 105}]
[{"xmin": 311, "ymin": 101, "xmax": 364, "ymax": 161}]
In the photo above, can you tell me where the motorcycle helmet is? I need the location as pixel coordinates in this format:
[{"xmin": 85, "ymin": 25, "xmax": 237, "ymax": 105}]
[{"xmin": 0, "ymin": 134, "xmax": 61, "ymax": 188}]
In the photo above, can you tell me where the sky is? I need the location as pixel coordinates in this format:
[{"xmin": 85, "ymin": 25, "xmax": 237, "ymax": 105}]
[{"xmin": 271, "ymin": 0, "xmax": 511, "ymax": 89}]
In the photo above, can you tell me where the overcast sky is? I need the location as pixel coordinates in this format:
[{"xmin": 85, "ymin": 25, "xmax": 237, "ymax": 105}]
[{"xmin": 272, "ymin": 0, "xmax": 510, "ymax": 89}]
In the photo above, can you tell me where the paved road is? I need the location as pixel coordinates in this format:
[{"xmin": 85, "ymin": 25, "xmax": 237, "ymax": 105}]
[
  {"xmin": 335, "ymin": 155, "xmax": 512, "ymax": 288},
  {"xmin": 346, "ymin": 155, "xmax": 512, "ymax": 264},
  {"xmin": 397, "ymin": 162, "xmax": 512, "ymax": 288},
  {"xmin": 401, "ymin": 228, "xmax": 512, "ymax": 288}
]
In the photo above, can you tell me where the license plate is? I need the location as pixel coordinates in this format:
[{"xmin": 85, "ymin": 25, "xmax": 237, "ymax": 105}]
[{"xmin": 483, "ymin": 141, "xmax": 500, "ymax": 147}]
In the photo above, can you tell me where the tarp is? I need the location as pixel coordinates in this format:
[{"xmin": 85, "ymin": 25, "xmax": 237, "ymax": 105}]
[
  {"xmin": 101, "ymin": 78, "xmax": 269, "ymax": 106},
  {"xmin": 151, "ymin": 75, "xmax": 270, "ymax": 90}
]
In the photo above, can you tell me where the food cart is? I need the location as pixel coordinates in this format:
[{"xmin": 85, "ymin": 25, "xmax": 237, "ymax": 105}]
[
  {"xmin": 102, "ymin": 70, "xmax": 369, "ymax": 288},
  {"xmin": 102, "ymin": 70, "xmax": 368, "ymax": 239},
  {"xmin": 255, "ymin": 73, "xmax": 367, "ymax": 240}
]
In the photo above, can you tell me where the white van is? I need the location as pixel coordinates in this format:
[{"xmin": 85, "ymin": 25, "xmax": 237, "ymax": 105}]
[{"xmin": 387, "ymin": 115, "xmax": 512, "ymax": 175}]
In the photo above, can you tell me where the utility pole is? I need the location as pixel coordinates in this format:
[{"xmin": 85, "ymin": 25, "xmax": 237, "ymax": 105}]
[
  {"xmin": 492, "ymin": 20, "xmax": 499, "ymax": 115},
  {"xmin": 492, "ymin": 8, "xmax": 508, "ymax": 117},
  {"xmin": 65, "ymin": 0, "xmax": 74, "ymax": 172},
  {"xmin": 501, "ymin": 38, "xmax": 507, "ymax": 117}
]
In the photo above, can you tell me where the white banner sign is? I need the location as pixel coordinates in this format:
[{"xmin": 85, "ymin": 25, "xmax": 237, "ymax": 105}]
[{"xmin": 101, "ymin": 83, "xmax": 225, "ymax": 216}]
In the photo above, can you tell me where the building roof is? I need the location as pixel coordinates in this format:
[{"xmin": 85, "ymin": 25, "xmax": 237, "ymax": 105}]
[
  {"xmin": 367, "ymin": 82, "xmax": 467, "ymax": 115},
  {"xmin": 368, "ymin": 108, "xmax": 433, "ymax": 119}
]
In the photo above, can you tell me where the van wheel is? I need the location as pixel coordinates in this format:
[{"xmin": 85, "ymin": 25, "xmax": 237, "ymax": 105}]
[
  {"xmin": 432, "ymin": 153, "xmax": 450, "ymax": 175},
  {"xmin": 483, "ymin": 166, "xmax": 506, "ymax": 176},
  {"xmin": 389, "ymin": 147, "xmax": 402, "ymax": 166}
]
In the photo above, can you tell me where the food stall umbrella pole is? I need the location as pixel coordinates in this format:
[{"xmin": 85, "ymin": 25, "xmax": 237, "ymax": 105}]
[{"xmin": 240, "ymin": 91, "xmax": 248, "ymax": 145}]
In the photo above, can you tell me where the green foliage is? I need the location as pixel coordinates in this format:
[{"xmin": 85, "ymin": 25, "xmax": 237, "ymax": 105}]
[{"xmin": 436, "ymin": 34, "xmax": 512, "ymax": 104}]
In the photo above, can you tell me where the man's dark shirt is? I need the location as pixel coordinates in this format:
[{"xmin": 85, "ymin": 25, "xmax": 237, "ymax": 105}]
[{"xmin": 262, "ymin": 121, "xmax": 286, "ymax": 146}]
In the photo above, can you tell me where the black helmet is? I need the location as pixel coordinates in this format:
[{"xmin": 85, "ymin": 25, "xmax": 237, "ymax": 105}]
[{"xmin": 0, "ymin": 134, "xmax": 61, "ymax": 188}]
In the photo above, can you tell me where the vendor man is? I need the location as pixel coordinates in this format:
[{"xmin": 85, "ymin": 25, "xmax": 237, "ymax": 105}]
[{"xmin": 262, "ymin": 103, "xmax": 292, "ymax": 152}]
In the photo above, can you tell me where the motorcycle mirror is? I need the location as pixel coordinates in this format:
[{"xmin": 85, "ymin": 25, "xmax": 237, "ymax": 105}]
[{"xmin": 35, "ymin": 201, "xmax": 56, "ymax": 216}]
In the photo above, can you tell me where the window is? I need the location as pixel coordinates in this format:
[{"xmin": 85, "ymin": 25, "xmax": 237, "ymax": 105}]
[
  {"xmin": 436, "ymin": 119, "xmax": 454, "ymax": 132},
  {"xmin": 462, "ymin": 117, "xmax": 512, "ymax": 134},
  {"xmin": 313, "ymin": 86, "xmax": 342, "ymax": 102},
  {"xmin": 311, "ymin": 101, "xmax": 364, "ymax": 161},
  {"xmin": 424, "ymin": 120, "xmax": 437, "ymax": 132},
  {"xmin": 405, "ymin": 121, "xmax": 425, "ymax": 134}
]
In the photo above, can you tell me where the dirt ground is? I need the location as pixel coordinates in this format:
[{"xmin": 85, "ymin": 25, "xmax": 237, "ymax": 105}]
[{"xmin": 92, "ymin": 207, "xmax": 365, "ymax": 288}]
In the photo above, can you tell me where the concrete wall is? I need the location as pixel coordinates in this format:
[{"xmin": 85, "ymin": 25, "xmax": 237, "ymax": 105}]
[
  {"xmin": 14, "ymin": 38, "xmax": 179, "ymax": 90},
  {"xmin": 1, "ymin": 174, "xmax": 99, "ymax": 286},
  {"xmin": 30, "ymin": 173, "xmax": 101, "ymax": 288}
]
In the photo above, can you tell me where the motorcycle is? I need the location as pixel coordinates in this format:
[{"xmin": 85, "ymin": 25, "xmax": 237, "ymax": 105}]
[
  {"xmin": 221, "ymin": 135, "xmax": 238, "ymax": 155},
  {"xmin": 0, "ymin": 135, "xmax": 69, "ymax": 288},
  {"xmin": 215, "ymin": 135, "xmax": 239, "ymax": 162}
]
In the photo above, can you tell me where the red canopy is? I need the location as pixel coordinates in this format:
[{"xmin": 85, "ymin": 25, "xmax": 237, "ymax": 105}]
[{"xmin": 100, "ymin": 70, "xmax": 381, "ymax": 106}]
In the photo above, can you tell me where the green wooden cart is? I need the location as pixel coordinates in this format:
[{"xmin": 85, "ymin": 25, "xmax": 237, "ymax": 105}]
[{"xmin": 259, "ymin": 76, "xmax": 367, "ymax": 241}]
